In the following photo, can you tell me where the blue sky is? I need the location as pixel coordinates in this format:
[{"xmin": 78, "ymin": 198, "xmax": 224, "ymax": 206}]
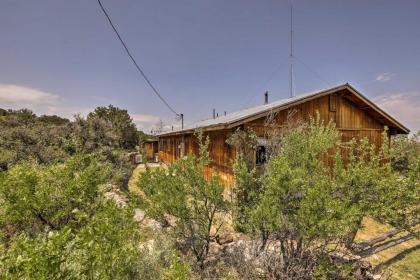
[{"xmin": 0, "ymin": 0, "xmax": 419, "ymax": 132}]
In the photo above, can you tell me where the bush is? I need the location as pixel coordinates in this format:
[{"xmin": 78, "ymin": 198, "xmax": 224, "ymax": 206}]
[
  {"xmin": 232, "ymin": 116, "xmax": 419, "ymax": 279},
  {"xmin": 0, "ymin": 155, "xmax": 110, "ymax": 237},
  {"xmin": 0, "ymin": 157, "xmax": 189, "ymax": 279},
  {"xmin": 139, "ymin": 131, "xmax": 229, "ymax": 267}
]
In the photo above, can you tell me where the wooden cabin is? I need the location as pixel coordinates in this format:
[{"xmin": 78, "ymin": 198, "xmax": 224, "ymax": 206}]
[{"xmin": 157, "ymin": 84, "xmax": 409, "ymax": 188}]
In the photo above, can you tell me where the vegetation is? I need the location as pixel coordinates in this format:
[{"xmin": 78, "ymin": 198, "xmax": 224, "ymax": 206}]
[
  {"xmin": 0, "ymin": 106, "xmax": 189, "ymax": 279},
  {"xmin": 0, "ymin": 105, "xmax": 418, "ymax": 279},
  {"xmin": 0, "ymin": 106, "xmax": 147, "ymax": 189},
  {"xmin": 137, "ymin": 117, "xmax": 418, "ymax": 278},
  {"xmin": 0, "ymin": 109, "xmax": 71, "ymax": 170},
  {"xmin": 229, "ymin": 117, "xmax": 419, "ymax": 279},
  {"xmin": 87, "ymin": 105, "xmax": 142, "ymax": 149},
  {"xmin": 0, "ymin": 155, "xmax": 188, "ymax": 279},
  {"xmin": 139, "ymin": 131, "xmax": 229, "ymax": 267},
  {"xmin": 226, "ymin": 127, "xmax": 259, "ymax": 232}
]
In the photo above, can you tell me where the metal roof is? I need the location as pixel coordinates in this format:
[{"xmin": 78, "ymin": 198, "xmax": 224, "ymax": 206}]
[{"xmin": 158, "ymin": 83, "xmax": 409, "ymax": 136}]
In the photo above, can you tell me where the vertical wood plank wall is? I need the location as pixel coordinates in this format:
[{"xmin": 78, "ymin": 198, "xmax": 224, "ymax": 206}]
[
  {"xmin": 158, "ymin": 91, "xmax": 388, "ymax": 189},
  {"xmin": 144, "ymin": 142, "xmax": 158, "ymax": 162}
]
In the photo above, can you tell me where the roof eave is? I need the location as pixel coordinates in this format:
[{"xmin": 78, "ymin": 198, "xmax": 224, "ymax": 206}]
[{"xmin": 344, "ymin": 84, "xmax": 410, "ymax": 134}]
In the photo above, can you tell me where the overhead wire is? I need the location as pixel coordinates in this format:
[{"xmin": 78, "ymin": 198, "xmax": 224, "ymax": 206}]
[
  {"xmin": 294, "ymin": 55, "xmax": 333, "ymax": 87},
  {"xmin": 97, "ymin": 0, "xmax": 331, "ymax": 122},
  {"xmin": 241, "ymin": 56, "xmax": 289, "ymax": 108},
  {"xmin": 96, "ymin": 0, "xmax": 180, "ymax": 117},
  {"xmin": 242, "ymin": 55, "xmax": 333, "ymax": 109}
]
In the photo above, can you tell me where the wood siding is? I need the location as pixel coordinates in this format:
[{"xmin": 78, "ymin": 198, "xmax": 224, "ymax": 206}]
[{"xmin": 144, "ymin": 141, "xmax": 158, "ymax": 162}]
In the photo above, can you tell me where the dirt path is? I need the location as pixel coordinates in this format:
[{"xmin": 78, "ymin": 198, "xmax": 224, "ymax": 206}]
[{"xmin": 128, "ymin": 163, "xmax": 162, "ymax": 195}]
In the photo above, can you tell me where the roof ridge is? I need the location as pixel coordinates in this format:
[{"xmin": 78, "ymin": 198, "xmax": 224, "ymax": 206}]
[
  {"xmin": 188, "ymin": 83, "xmax": 348, "ymax": 125},
  {"xmin": 157, "ymin": 83, "xmax": 408, "ymax": 136}
]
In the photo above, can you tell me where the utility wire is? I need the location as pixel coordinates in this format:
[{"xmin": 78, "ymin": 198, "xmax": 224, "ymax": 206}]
[
  {"xmin": 96, "ymin": 0, "xmax": 179, "ymax": 116},
  {"xmin": 241, "ymin": 57, "xmax": 289, "ymax": 108},
  {"xmin": 294, "ymin": 55, "xmax": 333, "ymax": 87},
  {"xmin": 261, "ymin": 57, "xmax": 290, "ymax": 88}
]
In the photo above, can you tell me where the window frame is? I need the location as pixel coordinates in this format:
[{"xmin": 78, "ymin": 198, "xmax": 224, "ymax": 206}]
[{"xmin": 255, "ymin": 145, "xmax": 267, "ymax": 165}]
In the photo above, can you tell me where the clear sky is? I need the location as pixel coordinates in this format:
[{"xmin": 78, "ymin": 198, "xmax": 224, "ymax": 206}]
[{"xmin": 0, "ymin": 0, "xmax": 419, "ymax": 133}]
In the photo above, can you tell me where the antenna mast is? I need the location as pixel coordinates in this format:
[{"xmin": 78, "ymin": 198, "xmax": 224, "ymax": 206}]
[{"xmin": 289, "ymin": 1, "xmax": 294, "ymax": 98}]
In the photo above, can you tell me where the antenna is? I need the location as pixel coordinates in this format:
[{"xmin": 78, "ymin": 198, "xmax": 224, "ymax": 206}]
[{"xmin": 289, "ymin": 1, "xmax": 294, "ymax": 98}]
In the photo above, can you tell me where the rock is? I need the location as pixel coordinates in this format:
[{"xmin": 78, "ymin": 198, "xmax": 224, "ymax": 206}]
[
  {"xmin": 216, "ymin": 234, "xmax": 234, "ymax": 245},
  {"xmin": 139, "ymin": 239, "xmax": 155, "ymax": 251},
  {"xmin": 221, "ymin": 240, "xmax": 256, "ymax": 262},
  {"xmin": 142, "ymin": 218, "xmax": 162, "ymax": 230},
  {"xmin": 104, "ymin": 191, "xmax": 128, "ymax": 208},
  {"xmin": 133, "ymin": 208, "xmax": 145, "ymax": 222}
]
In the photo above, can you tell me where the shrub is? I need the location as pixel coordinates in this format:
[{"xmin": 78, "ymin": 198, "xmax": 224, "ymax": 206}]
[{"xmin": 139, "ymin": 131, "xmax": 229, "ymax": 267}]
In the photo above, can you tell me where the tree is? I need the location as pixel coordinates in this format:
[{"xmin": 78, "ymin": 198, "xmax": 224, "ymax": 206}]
[
  {"xmin": 0, "ymin": 109, "xmax": 71, "ymax": 170},
  {"xmin": 227, "ymin": 127, "xmax": 260, "ymax": 232},
  {"xmin": 139, "ymin": 130, "xmax": 229, "ymax": 267},
  {"xmin": 0, "ymin": 106, "xmax": 146, "ymax": 174},
  {"xmin": 0, "ymin": 155, "xmax": 110, "ymax": 237},
  {"xmin": 38, "ymin": 115, "xmax": 70, "ymax": 126},
  {"xmin": 235, "ymin": 116, "xmax": 419, "ymax": 279},
  {"xmin": 0, "ymin": 106, "xmax": 147, "ymax": 191},
  {"xmin": 0, "ymin": 200, "xmax": 188, "ymax": 280},
  {"xmin": 87, "ymin": 105, "xmax": 140, "ymax": 149},
  {"xmin": 0, "ymin": 156, "xmax": 189, "ymax": 279},
  {"xmin": 390, "ymin": 131, "xmax": 420, "ymax": 173},
  {"xmin": 70, "ymin": 114, "xmax": 119, "ymax": 153}
]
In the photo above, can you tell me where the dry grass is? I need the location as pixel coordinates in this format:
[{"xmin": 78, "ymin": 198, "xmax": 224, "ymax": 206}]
[
  {"xmin": 127, "ymin": 164, "xmax": 146, "ymax": 194},
  {"xmin": 128, "ymin": 163, "xmax": 162, "ymax": 195},
  {"xmin": 355, "ymin": 218, "xmax": 420, "ymax": 280}
]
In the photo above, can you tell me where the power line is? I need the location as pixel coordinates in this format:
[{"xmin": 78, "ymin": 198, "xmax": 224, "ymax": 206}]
[
  {"xmin": 261, "ymin": 57, "xmax": 290, "ymax": 88},
  {"xmin": 241, "ymin": 56, "xmax": 290, "ymax": 108},
  {"xmin": 294, "ymin": 55, "xmax": 333, "ymax": 87},
  {"xmin": 96, "ymin": 0, "xmax": 180, "ymax": 117}
]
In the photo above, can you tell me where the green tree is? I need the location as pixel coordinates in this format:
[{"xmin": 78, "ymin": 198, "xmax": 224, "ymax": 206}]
[
  {"xmin": 227, "ymin": 127, "xmax": 260, "ymax": 232},
  {"xmin": 390, "ymin": 131, "xmax": 420, "ymax": 173},
  {"xmin": 238, "ymin": 116, "xmax": 419, "ymax": 279},
  {"xmin": 70, "ymin": 114, "xmax": 119, "ymax": 153},
  {"xmin": 0, "ymin": 109, "xmax": 71, "ymax": 170},
  {"xmin": 87, "ymin": 105, "xmax": 140, "ymax": 149},
  {"xmin": 0, "ymin": 200, "xmax": 188, "ymax": 280},
  {"xmin": 0, "ymin": 156, "xmax": 189, "ymax": 279},
  {"xmin": 0, "ymin": 155, "xmax": 110, "ymax": 238},
  {"xmin": 139, "ymin": 131, "xmax": 229, "ymax": 267}
]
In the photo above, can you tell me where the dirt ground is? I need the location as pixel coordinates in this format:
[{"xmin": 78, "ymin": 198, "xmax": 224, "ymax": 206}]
[
  {"xmin": 355, "ymin": 218, "xmax": 420, "ymax": 280},
  {"xmin": 128, "ymin": 163, "xmax": 161, "ymax": 195}
]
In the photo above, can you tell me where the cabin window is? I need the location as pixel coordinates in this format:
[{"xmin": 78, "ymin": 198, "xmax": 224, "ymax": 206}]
[{"xmin": 256, "ymin": 145, "xmax": 267, "ymax": 165}]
